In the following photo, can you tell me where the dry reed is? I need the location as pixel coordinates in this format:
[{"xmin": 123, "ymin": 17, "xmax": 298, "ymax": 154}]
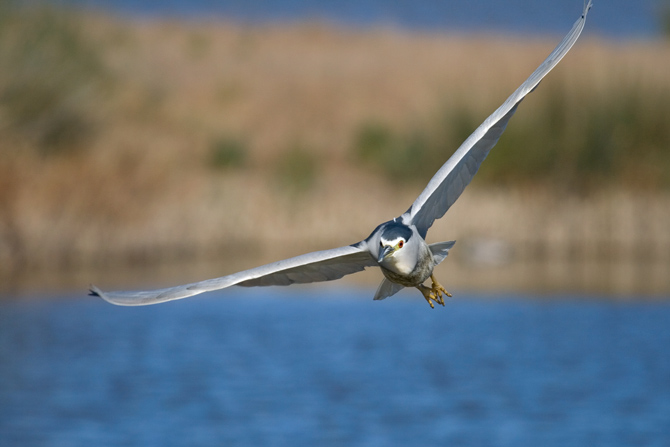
[{"xmin": 2, "ymin": 9, "xmax": 670, "ymax": 294}]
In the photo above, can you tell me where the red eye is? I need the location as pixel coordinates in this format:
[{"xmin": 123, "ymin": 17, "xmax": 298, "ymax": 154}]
[{"xmin": 399, "ymin": 240, "xmax": 404, "ymax": 248}]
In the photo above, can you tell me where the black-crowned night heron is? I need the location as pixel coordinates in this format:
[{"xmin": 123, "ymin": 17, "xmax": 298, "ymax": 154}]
[{"xmin": 91, "ymin": 2, "xmax": 592, "ymax": 308}]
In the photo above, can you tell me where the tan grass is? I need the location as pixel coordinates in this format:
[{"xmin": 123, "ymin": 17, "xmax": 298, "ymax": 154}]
[{"xmin": 2, "ymin": 13, "xmax": 670, "ymax": 293}]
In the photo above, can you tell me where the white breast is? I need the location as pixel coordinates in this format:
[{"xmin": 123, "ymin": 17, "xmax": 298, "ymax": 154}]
[{"xmin": 381, "ymin": 241, "xmax": 420, "ymax": 276}]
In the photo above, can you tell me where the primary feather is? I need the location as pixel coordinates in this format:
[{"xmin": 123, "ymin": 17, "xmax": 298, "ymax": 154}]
[
  {"xmin": 92, "ymin": 243, "xmax": 375, "ymax": 306},
  {"xmin": 406, "ymin": 0, "xmax": 592, "ymax": 237}
]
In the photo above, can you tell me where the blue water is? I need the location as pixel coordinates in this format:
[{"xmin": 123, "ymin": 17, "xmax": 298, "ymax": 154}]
[
  {"xmin": 70, "ymin": 0, "xmax": 662, "ymax": 38},
  {"xmin": 1, "ymin": 289, "xmax": 669, "ymax": 446}
]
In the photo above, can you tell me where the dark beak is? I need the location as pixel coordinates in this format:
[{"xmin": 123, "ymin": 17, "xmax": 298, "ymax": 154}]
[{"xmin": 377, "ymin": 245, "xmax": 394, "ymax": 263}]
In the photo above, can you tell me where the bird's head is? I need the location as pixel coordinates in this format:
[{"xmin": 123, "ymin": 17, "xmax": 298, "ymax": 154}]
[
  {"xmin": 378, "ymin": 237, "xmax": 405, "ymax": 263},
  {"xmin": 376, "ymin": 223, "xmax": 413, "ymax": 264}
]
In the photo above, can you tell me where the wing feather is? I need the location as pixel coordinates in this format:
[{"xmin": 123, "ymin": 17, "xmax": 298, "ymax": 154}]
[
  {"xmin": 406, "ymin": 1, "xmax": 592, "ymax": 237},
  {"xmin": 90, "ymin": 243, "xmax": 375, "ymax": 306}
]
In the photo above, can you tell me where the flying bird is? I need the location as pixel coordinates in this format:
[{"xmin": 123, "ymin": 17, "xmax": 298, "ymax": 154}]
[{"xmin": 91, "ymin": 2, "xmax": 592, "ymax": 308}]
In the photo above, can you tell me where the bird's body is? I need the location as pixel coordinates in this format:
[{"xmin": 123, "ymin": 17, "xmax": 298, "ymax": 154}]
[
  {"xmin": 379, "ymin": 241, "xmax": 432, "ymax": 288},
  {"xmin": 90, "ymin": 2, "xmax": 593, "ymax": 308},
  {"xmin": 362, "ymin": 218, "xmax": 454, "ymax": 307},
  {"xmin": 370, "ymin": 220, "xmax": 424, "ymax": 284}
]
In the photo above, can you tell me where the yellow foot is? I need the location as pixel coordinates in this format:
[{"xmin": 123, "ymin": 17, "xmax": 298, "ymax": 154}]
[
  {"xmin": 417, "ymin": 275, "xmax": 453, "ymax": 309},
  {"xmin": 417, "ymin": 285, "xmax": 439, "ymax": 308},
  {"xmin": 430, "ymin": 274, "xmax": 452, "ymax": 305}
]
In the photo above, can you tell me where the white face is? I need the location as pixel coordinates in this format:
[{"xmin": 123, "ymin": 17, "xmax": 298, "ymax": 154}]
[
  {"xmin": 378, "ymin": 236, "xmax": 416, "ymax": 275},
  {"xmin": 380, "ymin": 237, "xmax": 405, "ymax": 253},
  {"xmin": 378, "ymin": 236, "xmax": 406, "ymax": 267}
]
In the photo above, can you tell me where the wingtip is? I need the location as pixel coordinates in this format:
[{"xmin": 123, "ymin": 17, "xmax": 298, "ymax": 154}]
[
  {"xmin": 89, "ymin": 285, "xmax": 112, "ymax": 303},
  {"xmin": 89, "ymin": 285, "xmax": 126, "ymax": 306},
  {"xmin": 583, "ymin": 0, "xmax": 593, "ymax": 17}
]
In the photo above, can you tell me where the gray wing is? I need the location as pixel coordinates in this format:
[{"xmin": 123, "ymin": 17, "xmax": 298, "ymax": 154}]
[
  {"xmin": 405, "ymin": 1, "xmax": 592, "ymax": 237},
  {"xmin": 90, "ymin": 242, "xmax": 375, "ymax": 306}
]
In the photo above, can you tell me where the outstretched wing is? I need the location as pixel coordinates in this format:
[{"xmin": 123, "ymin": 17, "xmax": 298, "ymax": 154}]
[
  {"xmin": 405, "ymin": 1, "xmax": 592, "ymax": 237},
  {"xmin": 90, "ymin": 242, "xmax": 375, "ymax": 306}
]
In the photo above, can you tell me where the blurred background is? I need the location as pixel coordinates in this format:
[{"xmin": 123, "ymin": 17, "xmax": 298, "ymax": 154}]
[
  {"xmin": 1, "ymin": 0, "xmax": 670, "ymax": 446},
  {"xmin": 1, "ymin": 0, "xmax": 670, "ymax": 296}
]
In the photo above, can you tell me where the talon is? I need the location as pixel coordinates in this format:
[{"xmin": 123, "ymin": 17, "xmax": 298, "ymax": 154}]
[
  {"xmin": 430, "ymin": 274, "xmax": 452, "ymax": 303},
  {"xmin": 418, "ymin": 285, "xmax": 437, "ymax": 309}
]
